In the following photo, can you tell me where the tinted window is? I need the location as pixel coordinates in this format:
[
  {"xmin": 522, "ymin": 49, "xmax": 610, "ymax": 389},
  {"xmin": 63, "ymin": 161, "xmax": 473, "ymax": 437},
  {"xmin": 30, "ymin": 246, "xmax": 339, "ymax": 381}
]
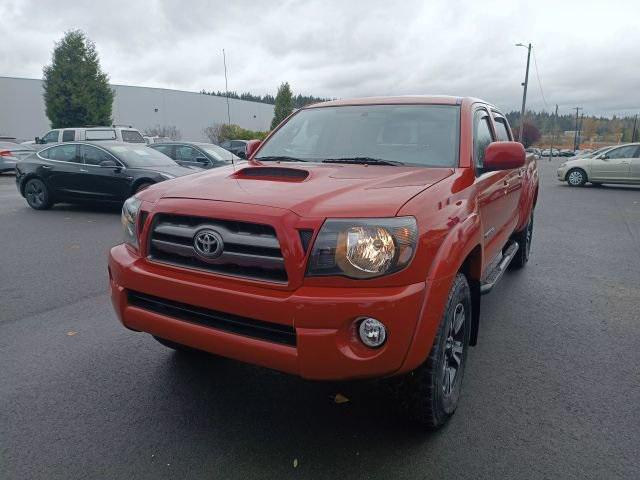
[
  {"xmin": 83, "ymin": 145, "xmax": 116, "ymax": 166},
  {"xmin": 606, "ymin": 145, "xmax": 638, "ymax": 159},
  {"xmin": 256, "ymin": 105, "xmax": 461, "ymax": 167},
  {"xmin": 220, "ymin": 141, "xmax": 231, "ymax": 148},
  {"xmin": 474, "ymin": 110, "xmax": 494, "ymax": 170},
  {"xmin": 85, "ymin": 129, "xmax": 117, "ymax": 141},
  {"xmin": 42, "ymin": 131, "xmax": 59, "ymax": 143},
  {"xmin": 107, "ymin": 145, "xmax": 176, "ymax": 167},
  {"xmin": 493, "ymin": 117, "xmax": 511, "ymax": 141},
  {"xmin": 152, "ymin": 144, "xmax": 175, "ymax": 158},
  {"xmin": 201, "ymin": 144, "xmax": 237, "ymax": 162},
  {"xmin": 45, "ymin": 144, "xmax": 80, "ymax": 163},
  {"xmin": 231, "ymin": 141, "xmax": 245, "ymax": 148},
  {"xmin": 121, "ymin": 130, "xmax": 145, "ymax": 143},
  {"xmin": 175, "ymin": 146, "xmax": 199, "ymax": 161},
  {"xmin": 62, "ymin": 130, "xmax": 75, "ymax": 142}
]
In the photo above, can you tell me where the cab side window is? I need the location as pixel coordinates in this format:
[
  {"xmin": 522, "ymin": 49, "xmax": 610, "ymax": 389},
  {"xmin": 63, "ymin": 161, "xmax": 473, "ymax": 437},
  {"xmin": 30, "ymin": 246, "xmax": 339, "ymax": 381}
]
[
  {"xmin": 42, "ymin": 130, "xmax": 60, "ymax": 143},
  {"xmin": 605, "ymin": 145, "xmax": 637, "ymax": 159},
  {"xmin": 175, "ymin": 146, "xmax": 198, "ymax": 161},
  {"xmin": 474, "ymin": 110, "xmax": 494, "ymax": 173},
  {"xmin": 493, "ymin": 116, "xmax": 512, "ymax": 141},
  {"xmin": 82, "ymin": 145, "xmax": 116, "ymax": 166},
  {"xmin": 62, "ymin": 130, "xmax": 75, "ymax": 142}
]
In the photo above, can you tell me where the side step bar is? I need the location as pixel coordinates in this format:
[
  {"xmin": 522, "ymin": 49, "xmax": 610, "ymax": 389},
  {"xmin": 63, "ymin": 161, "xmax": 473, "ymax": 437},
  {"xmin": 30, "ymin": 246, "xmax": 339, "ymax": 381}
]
[{"xmin": 480, "ymin": 241, "xmax": 519, "ymax": 295}]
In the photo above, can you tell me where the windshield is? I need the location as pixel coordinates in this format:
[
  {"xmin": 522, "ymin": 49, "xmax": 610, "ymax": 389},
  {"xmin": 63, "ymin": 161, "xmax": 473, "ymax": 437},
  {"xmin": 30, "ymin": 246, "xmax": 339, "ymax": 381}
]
[
  {"xmin": 201, "ymin": 144, "xmax": 238, "ymax": 161},
  {"xmin": 256, "ymin": 104, "xmax": 460, "ymax": 167},
  {"xmin": 108, "ymin": 145, "xmax": 178, "ymax": 167}
]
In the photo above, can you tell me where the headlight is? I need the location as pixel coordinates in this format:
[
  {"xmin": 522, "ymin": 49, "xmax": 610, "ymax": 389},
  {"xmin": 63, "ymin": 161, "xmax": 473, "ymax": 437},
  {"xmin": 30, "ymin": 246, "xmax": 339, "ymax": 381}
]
[
  {"xmin": 121, "ymin": 196, "xmax": 142, "ymax": 249},
  {"xmin": 307, "ymin": 217, "xmax": 417, "ymax": 279},
  {"xmin": 559, "ymin": 163, "xmax": 567, "ymax": 168}
]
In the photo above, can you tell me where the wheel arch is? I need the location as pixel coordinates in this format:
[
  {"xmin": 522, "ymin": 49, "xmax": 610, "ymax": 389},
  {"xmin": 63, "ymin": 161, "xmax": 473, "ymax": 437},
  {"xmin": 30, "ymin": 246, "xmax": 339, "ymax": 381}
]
[
  {"xmin": 398, "ymin": 214, "xmax": 484, "ymax": 374},
  {"xmin": 20, "ymin": 173, "xmax": 46, "ymax": 196}
]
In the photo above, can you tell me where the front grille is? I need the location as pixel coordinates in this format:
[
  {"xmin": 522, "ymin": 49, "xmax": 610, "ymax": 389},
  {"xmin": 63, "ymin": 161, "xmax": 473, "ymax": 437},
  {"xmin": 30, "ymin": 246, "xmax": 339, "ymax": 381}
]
[
  {"xmin": 148, "ymin": 214, "xmax": 287, "ymax": 283},
  {"xmin": 128, "ymin": 290, "xmax": 296, "ymax": 346}
]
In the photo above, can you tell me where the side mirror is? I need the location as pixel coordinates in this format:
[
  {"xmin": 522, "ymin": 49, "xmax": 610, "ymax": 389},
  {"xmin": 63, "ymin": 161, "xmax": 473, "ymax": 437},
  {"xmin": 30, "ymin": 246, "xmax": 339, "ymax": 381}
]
[
  {"xmin": 99, "ymin": 159, "xmax": 118, "ymax": 168},
  {"xmin": 599, "ymin": 154, "xmax": 609, "ymax": 160},
  {"xmin": 195, "ymin": 156, "xmax": 209, "ymax": 164},
  {"xmin": 35, "ymin": 136, "xmax": 41, "ymax": 144},
  {"xmin": 245, "ymin": 139, "xmax": 262, "ymax": 159},
  {"xmin": 483, "ymin": 141, "xmax": 526, "ymax": 171}
]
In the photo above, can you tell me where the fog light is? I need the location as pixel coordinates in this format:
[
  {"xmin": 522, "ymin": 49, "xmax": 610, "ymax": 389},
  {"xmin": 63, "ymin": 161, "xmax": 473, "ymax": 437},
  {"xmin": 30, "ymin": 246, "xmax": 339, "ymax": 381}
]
[{"xmin": 358, "ymin": 317, "xmax": 387, "ymax": 348}]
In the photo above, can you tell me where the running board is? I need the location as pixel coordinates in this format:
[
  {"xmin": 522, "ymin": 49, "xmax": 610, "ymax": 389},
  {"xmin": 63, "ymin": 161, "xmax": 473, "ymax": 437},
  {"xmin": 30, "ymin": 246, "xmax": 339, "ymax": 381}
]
[{"xmin": 480, "ymin": 242, "xmax": 519, "ymax": 295}]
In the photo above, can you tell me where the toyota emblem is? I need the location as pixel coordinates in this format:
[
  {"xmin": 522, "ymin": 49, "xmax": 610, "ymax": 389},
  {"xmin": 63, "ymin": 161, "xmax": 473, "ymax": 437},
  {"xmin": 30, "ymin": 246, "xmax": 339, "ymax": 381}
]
[{"xmin": 193, "ymin": 229, "xmax": 224, "ymax": 259}]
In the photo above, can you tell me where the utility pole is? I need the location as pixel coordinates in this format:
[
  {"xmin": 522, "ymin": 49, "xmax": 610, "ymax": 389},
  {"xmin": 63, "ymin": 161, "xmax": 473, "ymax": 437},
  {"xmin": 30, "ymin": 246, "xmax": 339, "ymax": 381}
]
[
  {"xmin": 516, "ymin": 43, "xmax": 532, "ymax": 144},
  {"xmin": 549, "ymin": 104, "xmax": 558, "ymax": 161},
  {"xmin": 632, "ymin": 114, "xmax": 638, "ymax": 142},
  {"xmin": 573, "ymin": 107, "xmax": 582, "ymax": 151},
  {"xmin": 577, "ymin": 113, "xmax": 584, "ymax": 150},
  {"xmin": 222, "ymin": 48, "xmax": 231, "ymax": 125}
]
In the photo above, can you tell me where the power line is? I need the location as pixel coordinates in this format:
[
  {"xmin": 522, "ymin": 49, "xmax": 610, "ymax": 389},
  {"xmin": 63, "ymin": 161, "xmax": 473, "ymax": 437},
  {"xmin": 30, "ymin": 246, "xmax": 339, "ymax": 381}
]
[{"xmin": 531, "ymin": 48, "xmax": 549, "ymax": 111}]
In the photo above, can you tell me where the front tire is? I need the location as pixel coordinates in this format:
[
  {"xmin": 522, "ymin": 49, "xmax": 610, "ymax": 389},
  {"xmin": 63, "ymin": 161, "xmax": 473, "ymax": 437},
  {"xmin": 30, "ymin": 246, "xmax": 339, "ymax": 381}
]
[
  {"xmin": 566, "ymin": 168, "xmax": 587, "ymax": 187},
  {"xmin": 24, "ymin": 178, "xmax": 53, "ymax": 210},
  {"xmin": 402, "ymin": 274, "xmax": 471, "ymax": 429}
]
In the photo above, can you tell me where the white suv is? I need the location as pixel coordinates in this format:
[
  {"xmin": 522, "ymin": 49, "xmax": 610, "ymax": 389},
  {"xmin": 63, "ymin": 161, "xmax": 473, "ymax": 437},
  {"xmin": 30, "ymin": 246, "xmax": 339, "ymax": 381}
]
[{"xmin": 33, "ymin": 126, "xmax": 145, "ymax": 146}]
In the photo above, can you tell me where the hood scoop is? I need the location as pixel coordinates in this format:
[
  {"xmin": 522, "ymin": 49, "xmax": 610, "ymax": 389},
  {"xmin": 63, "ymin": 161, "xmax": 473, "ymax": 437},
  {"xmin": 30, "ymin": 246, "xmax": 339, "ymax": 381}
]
[{"xmin": 232, "ymin": 166, "xmax": 309, "ymax": 182}]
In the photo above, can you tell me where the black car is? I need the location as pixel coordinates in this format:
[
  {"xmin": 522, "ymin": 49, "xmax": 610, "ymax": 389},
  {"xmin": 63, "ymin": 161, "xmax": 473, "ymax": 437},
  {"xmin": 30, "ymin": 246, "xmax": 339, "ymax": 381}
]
[
  {"xmin": 149, "ymin": 141, "xmax": 240, "ymax": 168},
  {"xmin": 219, "ymin": 139, "xmax": 249, "ymax": 159},
  {"xmin": 15, "ymin": 141, "xmax": 197, "ymax": 210}
]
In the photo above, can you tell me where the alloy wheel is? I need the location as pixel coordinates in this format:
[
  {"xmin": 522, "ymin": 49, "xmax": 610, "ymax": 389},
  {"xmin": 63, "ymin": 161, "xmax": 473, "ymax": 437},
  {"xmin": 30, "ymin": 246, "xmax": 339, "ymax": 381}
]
[
  {"xmin": 568, "ymin": 170, "xmax": 584, "ymax": 186},
  {"xmin": 442, "ymin": 303, "xmax": 466, "ymax": 398},
  {"xmin": 25, "ymin": 181, "xmax": 45, "ymax": 208}
]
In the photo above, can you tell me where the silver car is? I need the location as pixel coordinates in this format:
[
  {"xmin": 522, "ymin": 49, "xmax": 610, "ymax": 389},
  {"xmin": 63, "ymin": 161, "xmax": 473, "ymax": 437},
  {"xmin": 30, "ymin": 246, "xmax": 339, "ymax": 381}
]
[
  {"xmin": 0, "ymin": 141, "xmax": 35, "ymax": 173},
  {"xmin": 557, "ymin": 143, "xmax": 640, "ymax": 186}
]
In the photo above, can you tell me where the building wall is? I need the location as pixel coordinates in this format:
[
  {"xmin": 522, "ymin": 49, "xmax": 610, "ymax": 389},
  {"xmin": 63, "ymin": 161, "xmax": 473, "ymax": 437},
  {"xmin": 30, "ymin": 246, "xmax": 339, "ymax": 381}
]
[{"xmin": 0, "ymin": 76, "xmax": 274, "ymax": 142}]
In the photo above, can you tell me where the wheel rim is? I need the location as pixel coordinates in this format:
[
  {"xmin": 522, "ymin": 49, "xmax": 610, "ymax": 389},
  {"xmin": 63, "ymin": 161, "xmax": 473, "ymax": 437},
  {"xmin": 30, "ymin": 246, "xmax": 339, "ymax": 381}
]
[
  {"xmin": 26, "ymin": 181, "xmax": 44, "ymax": 207},
  {"xmin": 568, "ymin": 171, "xmax": 583, "ymax": 185},
  {"xmin": 525, "ymin": 217, "xmax": 533, "ymax": 259},
  {"xmin": 442, "ymin": 303, "xmax": 466, "ymax": 398}
]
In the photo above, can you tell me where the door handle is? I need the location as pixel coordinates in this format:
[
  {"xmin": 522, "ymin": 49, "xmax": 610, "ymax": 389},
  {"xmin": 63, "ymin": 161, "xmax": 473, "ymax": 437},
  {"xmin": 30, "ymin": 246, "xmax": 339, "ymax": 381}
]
[
  {"xmin": 41, "ymin": 165, "xmax": 52, "ymax": 169},
  {"xmin": 79, "ymin": 168, "xmax": 88, "ymax": 173}
]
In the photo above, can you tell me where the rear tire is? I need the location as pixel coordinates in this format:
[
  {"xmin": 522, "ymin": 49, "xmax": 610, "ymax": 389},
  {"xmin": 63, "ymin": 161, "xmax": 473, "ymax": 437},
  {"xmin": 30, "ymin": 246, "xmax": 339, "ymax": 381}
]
[
  {"xmin": 24, "ymin": 178, "xmax": 53, "ymax": 210},
  {"xmin": 511, "ymin": 212, "xmax": 534, "ymax": 269},
  {"xmin": 566, "ymin": 168, "xmax": 587, "ymax": 186},
  {"xmin": 401, "ymin": 273, "xmax": 471, "ymax": 429}
]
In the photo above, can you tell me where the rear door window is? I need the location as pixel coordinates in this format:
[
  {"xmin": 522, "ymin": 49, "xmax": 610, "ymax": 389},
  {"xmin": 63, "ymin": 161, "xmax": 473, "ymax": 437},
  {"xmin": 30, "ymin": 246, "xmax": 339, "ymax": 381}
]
[
  {"xmin": 152, "ymin": 144, "xmax": 175, "ymax": 159},
  {"xmin": 44, "ymin": 144, "xmax": 80, "ymax": 163},
  {"xmin": 493, "ymin": 116, "xmax": 512, "ymax": 141},
  {"xmin": 175, "ymin": 145, "xmax": 199, "ymax": 161},
  {"xmin": 606, "ymin": 145, "xmax": 638, "ymax": 159}
]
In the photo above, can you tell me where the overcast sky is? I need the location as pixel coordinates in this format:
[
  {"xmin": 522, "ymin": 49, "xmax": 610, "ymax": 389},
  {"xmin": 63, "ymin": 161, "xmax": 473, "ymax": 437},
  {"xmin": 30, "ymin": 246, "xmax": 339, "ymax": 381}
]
[{"xmin": 1, "ymin": 0, "xmax": 639, "ymax": 117}]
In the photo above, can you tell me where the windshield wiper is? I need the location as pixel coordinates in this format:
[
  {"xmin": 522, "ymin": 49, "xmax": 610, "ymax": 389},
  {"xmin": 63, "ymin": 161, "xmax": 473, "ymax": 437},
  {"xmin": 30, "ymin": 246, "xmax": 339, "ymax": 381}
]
[
  {"xmin": 322, "ymin": 157, "xmax": 404, "ymax": 166},
  {"xmin": 254, "ymin": 156, "xmax": 307, "ymax": 162}
]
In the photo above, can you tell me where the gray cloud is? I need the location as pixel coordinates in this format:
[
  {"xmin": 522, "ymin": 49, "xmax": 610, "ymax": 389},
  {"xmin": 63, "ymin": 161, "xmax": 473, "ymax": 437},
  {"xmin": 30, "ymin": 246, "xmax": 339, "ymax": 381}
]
[{"xmin": 1, "ymin": 0, "xmax": 639, "ymax": 116}]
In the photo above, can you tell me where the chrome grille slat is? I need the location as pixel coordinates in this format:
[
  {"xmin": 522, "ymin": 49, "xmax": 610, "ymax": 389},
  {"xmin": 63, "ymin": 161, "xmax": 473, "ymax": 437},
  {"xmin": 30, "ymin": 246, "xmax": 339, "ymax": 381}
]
[
  {"xmin": 148, "ymin": 214, "xmax": 288, "ymax": 283},
  {"xmin": 154, "ymin": 224, "xmax": 281, "ymax": 249}
]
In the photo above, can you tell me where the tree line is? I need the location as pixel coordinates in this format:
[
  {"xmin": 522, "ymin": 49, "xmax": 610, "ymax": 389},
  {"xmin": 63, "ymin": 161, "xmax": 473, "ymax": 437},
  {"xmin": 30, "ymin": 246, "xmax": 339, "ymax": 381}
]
[{"xmin": 199, "ymin": 89, "xmax": 331, "ymax": 109}]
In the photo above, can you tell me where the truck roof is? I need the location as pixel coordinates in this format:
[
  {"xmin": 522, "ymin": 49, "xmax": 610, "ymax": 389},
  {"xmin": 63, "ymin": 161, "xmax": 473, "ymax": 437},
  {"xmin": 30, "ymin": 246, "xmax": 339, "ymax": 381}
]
[{"xmin": 307, "ymin": 95, "xmax": 494, "ymax": 109}]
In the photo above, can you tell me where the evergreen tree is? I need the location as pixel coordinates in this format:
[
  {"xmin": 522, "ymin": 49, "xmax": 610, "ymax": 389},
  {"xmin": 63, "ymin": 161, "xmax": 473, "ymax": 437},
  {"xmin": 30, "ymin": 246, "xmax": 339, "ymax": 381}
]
[
  {"xmin": 43, "ymin": 30, "xmax": 114, "ymax": 128},
  {"xmin": 270, "ymin": 82, "xmax": 294, "ymax": 129}
]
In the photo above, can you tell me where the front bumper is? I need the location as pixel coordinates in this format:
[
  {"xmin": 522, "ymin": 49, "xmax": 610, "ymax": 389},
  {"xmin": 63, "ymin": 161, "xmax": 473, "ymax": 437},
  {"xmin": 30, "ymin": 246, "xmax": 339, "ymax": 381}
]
[
  {"xmin": 0, "ymin": 159, "xmax": 17, "ymax": 172},
  {"xmin": 109, "ymin": 244, "xmax": 426, "ymax": 380},
  {"xmin": 556, "ymin": 166, "xmax": 567, "ymax": 181}
]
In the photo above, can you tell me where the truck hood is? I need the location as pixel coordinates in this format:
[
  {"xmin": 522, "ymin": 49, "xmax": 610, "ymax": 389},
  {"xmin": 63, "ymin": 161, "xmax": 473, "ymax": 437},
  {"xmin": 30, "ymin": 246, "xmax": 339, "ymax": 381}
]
[{"xmin": 153, "ymin": 162, "xmax": 454, "ymax": 217}]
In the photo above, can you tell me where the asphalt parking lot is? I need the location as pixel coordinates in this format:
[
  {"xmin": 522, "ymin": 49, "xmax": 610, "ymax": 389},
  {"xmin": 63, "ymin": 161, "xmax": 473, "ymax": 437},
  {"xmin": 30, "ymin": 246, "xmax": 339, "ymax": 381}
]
[{"xmin": 1, "ymin": 160, "xmax": 639, "ymax": 480}]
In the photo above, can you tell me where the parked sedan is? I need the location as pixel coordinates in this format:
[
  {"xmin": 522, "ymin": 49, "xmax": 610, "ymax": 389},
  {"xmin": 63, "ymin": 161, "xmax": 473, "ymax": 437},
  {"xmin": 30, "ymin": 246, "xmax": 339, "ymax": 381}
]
[
  {"xmin": 0, "ymin": 142, "xmax": 35, "ymax": 173},
  {"xmin": 15, "ymin": 141, "xmax": 197, "ymax": 210},
  {"xmin": 149, "ymin": 141, "xmax": 240, "ymax": 168},
  {"xmin": 557, "ymin": 142, "xmax": 640, "ymax": 186}
]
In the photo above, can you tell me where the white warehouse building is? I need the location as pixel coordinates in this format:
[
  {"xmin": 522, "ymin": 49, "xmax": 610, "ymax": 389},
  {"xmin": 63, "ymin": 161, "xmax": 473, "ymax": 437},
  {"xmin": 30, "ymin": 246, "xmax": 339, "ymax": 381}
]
[{"xmin": 0, "ymin": 76, "xmax": 275, "ymax": 142}]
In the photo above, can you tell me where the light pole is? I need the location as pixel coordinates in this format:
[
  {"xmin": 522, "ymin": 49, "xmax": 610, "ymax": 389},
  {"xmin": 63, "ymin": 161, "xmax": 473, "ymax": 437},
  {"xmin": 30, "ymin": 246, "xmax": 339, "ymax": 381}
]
[{"xmin": 515, "ymin": 43, "xmax": 532, "ymax": 144}]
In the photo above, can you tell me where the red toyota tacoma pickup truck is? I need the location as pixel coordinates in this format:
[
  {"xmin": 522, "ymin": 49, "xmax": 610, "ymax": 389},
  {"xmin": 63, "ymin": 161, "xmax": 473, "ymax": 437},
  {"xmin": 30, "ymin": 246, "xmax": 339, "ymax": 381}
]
[{"xmin": 109, "ymin": 96, "xmax": 538, "ymax": 428}]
